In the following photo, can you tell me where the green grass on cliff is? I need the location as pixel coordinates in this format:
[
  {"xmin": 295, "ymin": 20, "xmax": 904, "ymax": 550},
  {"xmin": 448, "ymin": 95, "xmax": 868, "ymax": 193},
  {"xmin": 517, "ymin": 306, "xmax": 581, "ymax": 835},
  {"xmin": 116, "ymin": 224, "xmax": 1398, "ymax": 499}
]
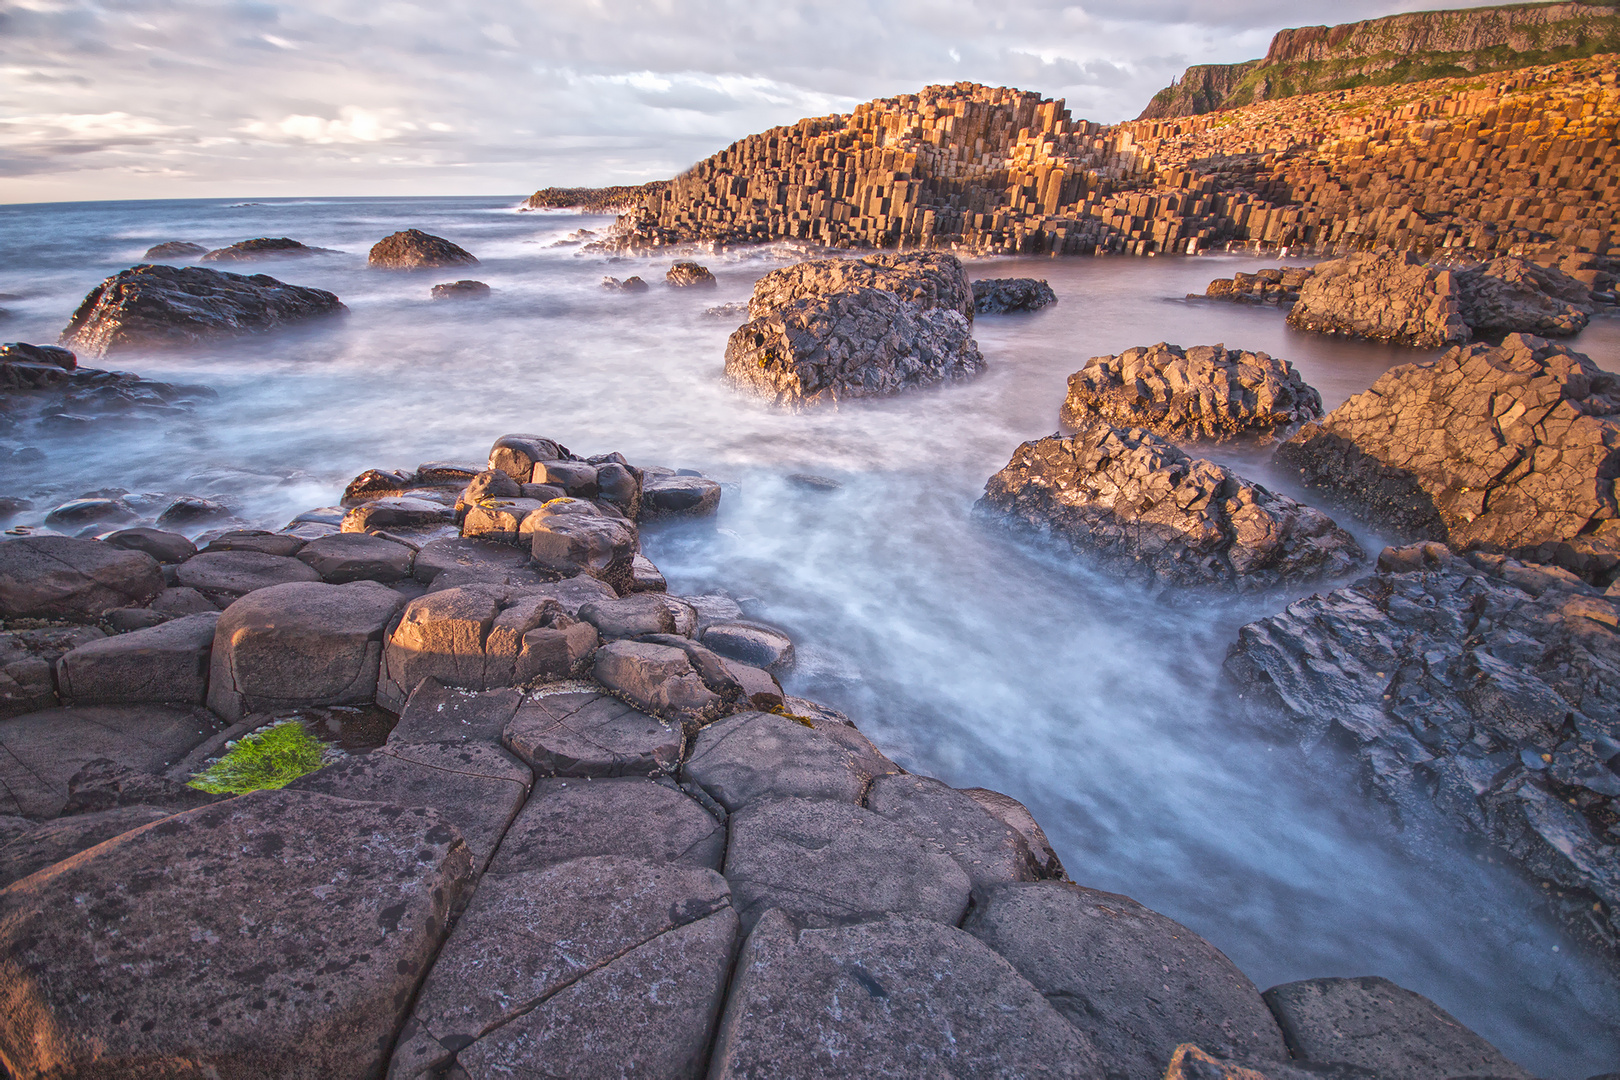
[{"xmin": 188, "ymin": 721, "xmax": 326, "ymax": 794}]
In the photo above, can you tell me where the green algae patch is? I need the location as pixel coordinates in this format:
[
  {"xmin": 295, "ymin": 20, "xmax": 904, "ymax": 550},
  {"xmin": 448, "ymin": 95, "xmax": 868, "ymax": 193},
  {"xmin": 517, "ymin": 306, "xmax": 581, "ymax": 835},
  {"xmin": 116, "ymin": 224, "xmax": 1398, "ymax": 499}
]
[{"xmin": 188, "ymin": 721, "xmax": 327, "ymax": 794}]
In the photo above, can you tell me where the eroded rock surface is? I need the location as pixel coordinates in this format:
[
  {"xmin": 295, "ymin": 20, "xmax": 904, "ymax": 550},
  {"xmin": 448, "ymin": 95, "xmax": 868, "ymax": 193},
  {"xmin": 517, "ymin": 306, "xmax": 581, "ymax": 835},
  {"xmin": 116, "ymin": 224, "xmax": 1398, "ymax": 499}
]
[
  {"xmin": 746, "ymin": 251, "xmax": 975, "ymax": 321},
  {"xmin": 369, "ymin": 229, "xmax": 478, "ymax": 269},
  {"xmin": 973, "ymin": 277, "xmax": 1057, "ymax": 314}
]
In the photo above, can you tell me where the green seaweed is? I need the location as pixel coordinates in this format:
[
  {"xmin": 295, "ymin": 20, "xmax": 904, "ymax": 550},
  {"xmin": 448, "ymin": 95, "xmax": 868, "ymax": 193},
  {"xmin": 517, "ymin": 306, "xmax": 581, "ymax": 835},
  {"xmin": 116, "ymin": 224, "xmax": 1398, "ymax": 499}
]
[{"xmin": 188, "ymin": 721, "xmax": 327, "ymax": 794}]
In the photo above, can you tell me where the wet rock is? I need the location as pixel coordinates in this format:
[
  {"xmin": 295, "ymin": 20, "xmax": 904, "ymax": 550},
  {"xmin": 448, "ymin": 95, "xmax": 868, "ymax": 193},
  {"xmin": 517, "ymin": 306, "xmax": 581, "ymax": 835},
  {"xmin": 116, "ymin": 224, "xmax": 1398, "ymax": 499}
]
[
  {"xmin": 700, "ymin": 621, "xmax": 794, "ymax": 671},
  {"xmin": 0, "ymin": 789, "xmax": 472, "ymax": 1079},
  {"xmin": 725, "ymin": 795, "xmax": 971, "ymax": 932},
  {"xmin": 343, "ymin": 467, "xmax": 418, "ymax": 505},
  {"xmin": 973, "ymin": 277, "xmax": 1057, "ymax": 314},
  {"xmin": 199, "ymin": 529, "xmax": 307, "ymax": 557},
  {"xmin": 526, "ymin": 506, "xmax": 638, "ymax": 593},
  {"xmin": 1225, "ymin": 547, "xmax": 1620, "ymax": 946},
  {"xmin": 0, "ymin": 536, "xmax": 164, "ymax": 619},
  {"xmin": 154, "ymin": 495, "xmax": 230, "ymax": 527},
  {"xmin": 59, "ymin": 757, "xmax": 223, "ymax": 817},
  {"xmin": 747, "ymin": 251, "xmax": 975, "ymax": 322},
  {"xmin": 0, "ymin": 703, "xmax": 222, "ymax": 818},
  {"xmin": 369, "ymin": 228, "xmax": 478, "ymax": 269},
  {"xmin": 141, "ymin": 240, "xmax": 206, "ymax": 261},
  {"xmin": 487, "ymin": 433, "xmax": 572, "ymax": 482},
  {"xmin": 175, "ymin": 549, "xmax": 322, "ymax": 599},
  {"xmin": 1060, "ymin": 342, "xmax": 1323, "ymax": 441},
  {"xmin": 0, "ymin": 342, "xmax": 76, "ymax": 369},
  {"xmin": 59, "ymin": 264, "xmax": 346, "ymax": 358},
  {"xmin": 979, "ymin": 426, "xmax": 1363, "ymax": 591},
  {"xmin": 866, "ymin": 773, "xmax": 1044, "ymax": 893},
  {"xmin": 391, "ymin": 857, "xmax": 733, "ymax": 1080},
  {"xmin": 1461, "ymin": 257, "xmax": 1592, "ymax": 338},
  {"xmin": 666, "ymin": 260, "xmax": 718, "ymax": 287},
  {"xmin": 0, "ymin": 804, "xmax": 172, "ymax": 888},
  {"xmin": 641, "ymin": 472, "xmax": 721, "ymax": 517},
  {"xmin": 1277, "ymin": 335, "xmax": 1620, "ymax": 582},
  {"xmin": 101, "ymin": 526, "xmax": 196, "ymax": 564},
  {"xmin": 961, "ymin": 786, "xmax": 1067, "ymax": 880},
  {"xmin": 1200, "ymin": 266, "xmax": 1311, "ymax": 306},
  {"xmin": 503, "ymin": 688, "xmax": 683, "ymax": 778},
  {"xmin": 416, "ymin": 461, "xmax": 484, "ymax": 487},
  {"xmin": 1287, "ymin": 252, "xmax": 1471, "ymax": 347},
  {"xmin": 684, "ymin": 593, "xmax": 744, "ymax": 630},
  {"xmin": 430, "ymin": 279, "xmax": 490, "ymax": 299},
  {"xmin": 721, "ymin": 657, "xmax": 786, "ymax": 710},
  {"xmin": 630, "ymin": 553, "xmax": 666, "ymax": 592},
  {"xmin": 594, "ymin": 461, "xmax": 643, "ymax": 518},
  {"xmin": 200, "ymin": 236, "xmax": 335, "ymax": 262},
  {"xmin": 683, "ymin": 709, "xmax": 897, "ymax": 812},
  {"xmin": 603, "ymin": 275, "xmax": 650, "ymax": 292},
  {"xmin": 207, "ymin": 580, "xmax": 405, "ymax": 721},
  {"xmin": 1263, "ymin": 977, "xmax": 1534, "ymax": 1080},
  {"xmin": 44, "ymin": 495, "xmax": 136, "ymax": 529},
  {"xmin": 591, "ymin": 638, "xmax": 726, "ymax": 728},
  {"xmin": 487, "ymin": 776, "xmax": 726, "ymax": 874},
  {"xmin": 0, "ymin": 626, "xmax": 103, "ymax": 718},
  {"xmin": 709, "ymin": 910, "xmax": 1101, "ymax": 1079},
  {"xmin": 965, "ymin": 880, "xmax": 1288, "ymax": 1080},
  {"xmin": 56, "ymin": 612, "xmax": 218, "ymax": 705},
  {"xmin": 296, "ymin": 532, "xmax": 415, "ymax": 583},
  {"xmin": 342, "ymin": 496, "xmax": 454, "ymax": 534}
]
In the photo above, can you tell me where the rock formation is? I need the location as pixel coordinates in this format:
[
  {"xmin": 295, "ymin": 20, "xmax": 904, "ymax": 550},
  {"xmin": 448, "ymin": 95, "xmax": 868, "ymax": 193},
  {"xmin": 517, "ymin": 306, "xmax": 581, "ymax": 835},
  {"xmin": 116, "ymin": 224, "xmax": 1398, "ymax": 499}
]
[
  {"xmin": 1199, "ymin": 267, "xmax": 1311, "ymax": 305},
  {"xmin": 1226, "ymin": 542, "xmax": 1620, "ymax": 950},
  {"xmin": 1276, "ymin": 334, "xmax": 1620, "ymax": 582},
  {"xmin": 666, "ymin": 261, "xmax": 717, "ymax": 287},
  {"xmin": 724, "ymin": 252, "xmax": 983, "ymax": 407},
  {"xmin": 978, "ymin": 426, "xmax": 1363, "ymax": 591},
  {"xmin": 1060, "ymin": 343, "xmax": 1322, "ymax": 441},
  {"xmin": 57, "ymin": 265, "xmax": 345, "ymax": 358},
  {"xmin": 199, "ymin": 237, "xmax": 334, "ymax": 262},
  {"xmin": 430, "ymin": 279, "xmax": 490, "ymax": 300},
  {"xmin": 141, "ymin": 241, "xmax": 205, "ymax": 261},
  {"xmin": 368, "ymin": 229, "xmax": 478, "ymax": 269},
  {"xmin": 1139, "ymin": 62, "xmax": 1264, "ymax": 121},
  {"xmin": 524, "ymin": 183, "xmax": 668, "ymax": 213},
  {"xmin": 972, "ymin": 277, "xmax": 1057, "ymax": 314},
  {"xmin": 602, "ymin": 275, "xmax": 649, "ymax": 292}
]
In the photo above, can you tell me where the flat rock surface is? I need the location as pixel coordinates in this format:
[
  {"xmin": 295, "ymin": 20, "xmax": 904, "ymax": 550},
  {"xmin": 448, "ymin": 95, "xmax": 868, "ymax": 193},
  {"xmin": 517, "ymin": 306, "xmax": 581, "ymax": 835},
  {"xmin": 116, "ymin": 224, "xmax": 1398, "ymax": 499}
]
[
  {"xmin": 866, "ymin": 773, "xmax": 1042, "ymax": 892},
  {"xmin": 709, "ymin": 910, "xmax": 1100, "ymax": 1079},
  {"xmin": 724, "ymin": 795, "xmax": 971, "ymax": 931},
  {"xmin": 1, "ymin": 625, "xmax": 103, "ymax": 719},
  {"xmin": 0, "ymin": 789, "xmax": 472, "ymax": 1079},
  {"xmin": 0, "ymin": 804, "xmax": 172, "ymax": 888},
  {"xmin": 683, "ymin": 710, "xmax": 895, "ymax": 811},
  {"xmin": 176, "ymin": 549, "xmax": 322, "ymax": 597},
  {"xmin": 1061, "ymin": 342, "xmax": 1322, "ymax": 441},
  {"xmin": 965, "ymin": 881, "xmax": 1287, "ymax": 1080},
  {"xmin": 504, "ymin": 689, "xmax": 683, "ymax": 778},
  {"xmin": 979, "ymin": 426, "xmax": 1363, "ymax": 590},
  {"xmin": 0, "ymin": 535, "xmax": 164, "ymax": 619},
  {"xmin": 413, "ymin": 536, "xmax": 531, "ymax": 585},
  {"xmin": 0, "ymin": 703, "xmax": 222, "ymax": 818},
  {"xmin": 296, "ymin": 532, "xmax": 416, "ymax": 583},
  {"xmin": 55, "ymin": 611, "xmax": 219, "ymax": 705},
  {"xmin": 386, "ymin": 680, "xmax": 524, "ymax": 744},
  {"xmin": 486, "ymin": 776, "xmax": 725, "ymax": 874}
]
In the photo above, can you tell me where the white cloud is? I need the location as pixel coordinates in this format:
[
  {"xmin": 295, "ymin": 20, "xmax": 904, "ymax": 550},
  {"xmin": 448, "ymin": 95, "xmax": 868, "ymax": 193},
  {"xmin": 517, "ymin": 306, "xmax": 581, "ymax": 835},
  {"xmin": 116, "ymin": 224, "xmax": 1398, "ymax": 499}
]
[{"xmin": 238, "ymin": 106, "xmax": 410, "ymax": 144}]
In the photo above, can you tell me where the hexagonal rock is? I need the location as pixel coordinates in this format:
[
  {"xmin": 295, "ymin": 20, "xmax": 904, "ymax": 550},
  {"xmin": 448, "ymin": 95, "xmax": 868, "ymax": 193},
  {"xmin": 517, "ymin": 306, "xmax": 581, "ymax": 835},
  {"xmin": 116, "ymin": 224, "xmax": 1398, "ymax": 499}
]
[
  {"xmin": 288, "ymin": 740, "xmax": 530, "ymax": 872},
  {"xmin": 504, "ymin": 689, "xmax": 682, "ymax": 778},
  {"xmin": 206, "ymin": 580, "xmax": 406, "ymax": 722},
  {"xmin": 55, "ymin": 612, "xmax": 219, "ymax": 705},
  {"xmin": 342, "ymin": 497, "xmax": 454, "ymax": 534},
  {"xmin": 700, "ymin": 621, "xmax": 794, "ymax": 671},
  {"xmin": 724, "ymin": 795, "xmax": 970, "ymax": 932},
  {"xmin": 175, "ymin": 549, "xmax": 322, "ymax": 599},
  {"xmin": 200, "ymin": 530, "xmax": 308, "ymax": 557},
  {"xmin": 0, "ymin": 536, "xmax": 164, "ymax": 619},
  {"xmin": 101, "ymin": 526, "xmax": 196, "ymax": 564},
  {"xmin": 592, "ymin": 639, "xmax": 725, "ymax": 729},
  {"xmin": 462, "ymin": 497, "xmax": 548, "ymax": 543},
  {"xmin": 964, "ymin": 881, "xmax": 1287, "ymax": 1080},
  {"xmin": 866, "ymin": 773, "xmax": 1043, "ymax": 894},
  {"xmin": 683, "ymin": 710, "xmax": 897, "ymax": 812},
  {"xmin": 709, "ymin": 910, "xmax": 1101, "ymax": 1079},
  {"xmin": 961, "ymin": 787, "xmax": 1067, "ymax": 880},
  {"xmin": 487, "ymin": 434, "xmax": 571, "ymax": 482},
  {"xmin": 579, "ymin": 592, "xmax": 679, "ymax": 639},
  {"xmin": 0, "ymin": 703, "xmax": 222, "ymax": 818},
  {"xmin": 387, "ymin": 680, "xmax": 525, "ymax": 747},
  {"xmin": 1262, "ymin": 977, "xmax": 1535, "ymax": 1080},
  {"xmin": 0, "ymin": 804, "xmax": 173, "ymax": 888},
  {"xmin": 0, "ymin": 789, "xmax": 473, "ymax": 1079},
  {"xmin": 389, "ymin": 856, "xmax": 733, "ymax": 1079},
  {"xmin": 295, "ymin": 532, "xmax": 415, "ymax": 583},
  {"xmin": 413, "ymin": 536, "xmax": 530, "ymax": 586},
  {"xmin": 641, "ymin": 473, "xmax": 721, "ymax": 517},
  {"xmin": 486, "ymin": 776, "xmax": 725, "ymax": 875},
  {"xmin": 526, "ymin": 507, "xmax": 638, "ymax": 593}
]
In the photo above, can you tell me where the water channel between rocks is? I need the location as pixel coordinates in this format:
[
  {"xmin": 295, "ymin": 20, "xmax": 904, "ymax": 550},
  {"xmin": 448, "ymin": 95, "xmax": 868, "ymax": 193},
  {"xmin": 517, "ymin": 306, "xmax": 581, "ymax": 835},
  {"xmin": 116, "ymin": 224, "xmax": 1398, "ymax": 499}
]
[{"xmin": 2, "ymin": 195, "xmax": 1618, "ymax": 1077}]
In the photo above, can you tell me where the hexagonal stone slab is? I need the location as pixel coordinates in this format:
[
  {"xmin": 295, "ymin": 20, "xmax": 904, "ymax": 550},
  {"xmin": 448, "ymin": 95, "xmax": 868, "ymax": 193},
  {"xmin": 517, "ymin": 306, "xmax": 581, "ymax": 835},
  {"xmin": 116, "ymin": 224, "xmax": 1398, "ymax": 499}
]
[
  {"xmin": 0, "ymin": 536, "xmax": 164, "ymax": 619},
  {"xmin": 709, "ymin": 910, "xmax": 1100, "ymax": 1079},
  {"xmin": 389, "ymin": 856, "xmax": 732, "ymax": 1079},
  {"xmin": 0, "ymin": 789, "xmax": 473, "ymax": 1078},
  {"xmin": 503, "ymin": 689, "xmax": 682, "ymax": 778},
  {"xmin": 724, "ymin": 796, "xmax": 970, "ymax": 932},
  {"xmin": 296, "ymin": 532, "xmax": 416, "ymax": 583},
  {"xmin": 486, "ymin": 776, "xmax": 724, "ymax": 874},
  {"xmin": 55, "ymin": 612, "xmax": 219, "ymax": 705},
  {"xmin": 175, "ymin": 549, "xmax": 322, "ymax": 599},
  {"xmin": 683, "ymin": 710, "xmax": 896, "ymax": 812},
  {"xmin": 866, "ymin": 773, "xmax": 1041, "ymax": 894},
  {"xmin": 964, "ymin": 881, "xmax": 1287, "ymax": 1080},
  {"xmin": 387, "ymin": 680, "xmax": 524, "ymax": 746}
]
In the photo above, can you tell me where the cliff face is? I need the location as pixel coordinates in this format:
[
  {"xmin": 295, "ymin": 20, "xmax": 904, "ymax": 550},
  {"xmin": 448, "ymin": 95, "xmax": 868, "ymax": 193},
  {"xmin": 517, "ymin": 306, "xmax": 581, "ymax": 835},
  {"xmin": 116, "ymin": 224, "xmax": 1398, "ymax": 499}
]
[
  {"xmin": 1138, "ymin": 62, "xmax": 1261, "ymax": 121},
  {"xmin": 1138, "ymin": 1, "xmax": 1620, "ymax": 118}
]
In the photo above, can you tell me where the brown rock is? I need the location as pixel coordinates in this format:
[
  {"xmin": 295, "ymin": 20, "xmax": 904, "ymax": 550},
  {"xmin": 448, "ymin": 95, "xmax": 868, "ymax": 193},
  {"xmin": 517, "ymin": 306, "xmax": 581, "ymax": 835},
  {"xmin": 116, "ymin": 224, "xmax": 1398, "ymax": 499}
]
[{"xmin": 369, "ymin": 229, "xmax": 478, "ymax": 269}]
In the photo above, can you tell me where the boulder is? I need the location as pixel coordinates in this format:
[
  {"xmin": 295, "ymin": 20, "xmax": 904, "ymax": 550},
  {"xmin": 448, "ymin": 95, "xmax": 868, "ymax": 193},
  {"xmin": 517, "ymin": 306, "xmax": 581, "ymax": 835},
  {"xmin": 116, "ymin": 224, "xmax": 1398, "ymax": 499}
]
[
  {"xmin": 103, "ymin": 526, "xmax": 197, "ymax": 564},
  {"xmin": 1263, "ymin": 977, "xmax": 1534, "ymax": 1080},
  {"xmin": 965, "ymin": 881, "xmax": 1288, "ymax": 1080},
  {"xmin": 666, "ymin": 261, "xmax": 717, "ymax": 287},
  {"xmin": 341, "ymin": 496, "xmax": 453, "ymax": 534},
  {"xmin": 1286, "ymin": 252, "xmax": 1470, "ymax": 347},
  {"xmin": 149, "ymin": 586, "xmax": 217, "ymax": 616},
  {"xmin": 683, "ymin": 709, "xmax": 897, "ymax": 812},
  {"xmin": 369, "ymin": 229, "xmax": 478, "ymax": 269},
  {"xmin": 1060, "ymin": 342, "xmax": 1323, "ymax": 441},
  {"xmin": 866, "ymin": 773, "xmax": 1044, "ymax": 893},
  {"xmin": 961, "ymin": 787, "xmax": 1067, "ymax": 879},
  {"xmin": 0, "ymin": 342, "xmax": 77, "ymax": 369},
  {"xmin": 175, "ymin": 549, "xmax": 322, "ymax": 599},
  {"xmin": 973, "ymin": 277, "xmax": 1057, "ymax": 314},
  {"xmin": 579, "ymin": 592, "xmax": 680, "ymax": 638},
  {"xmin": 391, "ymin": 857, "xmax": 734, "ymax": 1080},
  {"xmin": 0, "ymin": 804, "xmax": 173, "ymax": 888},
  {"xmin": 504, "ymin": 688, "xmax": 683, "ymax": 778},
  {"xmin": 641, "ymin": 472, "xmax": 721, "ymax": 517},
  {"xmin": 343, "ymin": 468, "xmax": 417, "ymax": 505},
  {"xmin": 591, "ymin": 638, "xmax": 726, "ymax": 728},
  {"xmin": 296, "ymin": 532, "xmax": 415, "ymax": 583},
  {"xmin": 1460, "ymin": 257, "xmax": 1592, "ymax": 338},
  {"xmin": 141, "ymin": 240, "xmax": 206, "ymax": 260},
  {"xmin": 534, "ymin": 459, "xmax": 600, "ymax": 496},
  {"xmin": 700, "ymin": 621, "xmax": 794, "ymax": 670},
  {"xmin": 603, "ymin": 275, "xmax": 650, "ymax": 292},
  {"xmin": 416, "ymin": 461, "xmax": 484, "ymax": 487},
  {"xmin": 1198, "ymin": 266, "xmax": 1311, "ymax": 306},
  {"xmin": 0, "ymin": 789, "xmax": 473, "ymax": 1079},
  {"xmin": 486, "ymin": 776, "xmax": 725, "ymax": 874},
  {"xmin": 0, "ymin": 536, "xmax": 163, "ymax": 619},
  {"xmin": 630, "ymin": 553, "xmax": 666, "ymax": 592},
  {"xmin": 200, "ymin": 529, "xmax": 307, "ymax": 557},
  {"xmin": 1225, "ymin": 546, "xmax": 1620, "ymax": 946},
  {"xmin": 1276, "ymin": 335, "xmax": 1620, "ymax": 582},
  {"xmin": 708, "ymin": 910, "xmax": 1100, "ymax": 1079},
  {"xmin": 0, "ymin": 703, "xmax": 222, "ymax": 818},
  {"xmin": 55, "ymin": 612, "xmax": 218, "ymax": 705},
  {"xmin": 59, "ymin": 264, "xmax": 346, "ymax": 358},
  {"xmin": 461, "ymin": 496, "xmax": 547, "ymax": 542},
  {"xmin": 413, "ymin": 535, "xmax": 530, "ymax": 586},
  {"xmin": 460, "ymin": 468, "xmax": 520, "ymax": 504},
  {"xmin": 430, "ymin": 279, "xmax": 489, "ymax": 299},
  {"xmin": 747, "ymin": 251, "xmax": 975, "ymax": 322},
  {"xmin": 594, "ymin": 461, "xmax": 642, "ymax": 518},
  {"xmin": 45, "ymin": 495, "xmax": 135, "ymax": 529},
  {"xmin": 724, "ymin": 795, "xmax": 972, "ymax": 932},
  {"xmin": 206, "ymin": 580, "xmax": 405, "ymax": 721},
  {"xmin": 526, "ymin": 507, "xmax": 638, "ymax": 593},
  {"xmin": 200, "ymin": 237, "xmax": 334, "ymax": 262},
  {"xmin": 979, "ymin": 426, "xmax": 1364, "ymax": 591}
]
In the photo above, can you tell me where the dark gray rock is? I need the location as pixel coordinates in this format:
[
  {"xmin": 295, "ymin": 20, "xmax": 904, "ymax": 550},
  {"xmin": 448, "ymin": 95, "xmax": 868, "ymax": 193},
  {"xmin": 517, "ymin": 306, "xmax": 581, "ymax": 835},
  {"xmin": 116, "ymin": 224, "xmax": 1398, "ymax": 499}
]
[
  {"xmin": 866, "ymin": 773, "xmax": 1043, "ymax": 893},
  {"xmin": 59, "ymin": 757, "xmax": 224, "ymax": 816},
  {"xmin": 0, "ymin": 625, "xmax": 104, "ymax": 719},
  {"xmin": 45, "ymin": 495, "xmax": 136, "ymax": 529},
  {"xmin": 962, "ymin": 787, "xmax": 1067, "ymax": 880},
  {"xmin": 59, "ymin": 263, "xmax": 345, "ymax": 358},
  {"xmin": 0, "ymin": 789, "xmax": 472, "ymax": 1079},
  {"xmin": 592, "ymin": 638, "xmax": 726, "ymax": 729},
  {"xmin": 535, "ymin": 459, "xmax": 600, "ymax": 496},
  {"xmin": 200, "ymin": 529, "xmax": 308, "ymax": 557},
  {"xmin": 55, "ymin": 612, "xmax": 218, "ymax": 705},
  {"xmin": 1263, "ymin": 977, "xmax": 1534, "ymax": 1080},
  {"xmin": 579, "ymin": 591, "xmax": 678, "ymax": 638},
  {"xmin": 709, "ymin": 910, "xmax": 1101, "ymax": 1079},
  {"xmin": 700, "ymin": 621, "xmax": 794, "ymax": 671},
  {"xmin": 206, "ymin": 580, "xmax": 405, "ymax": 721},
  {"xmin": 149, "ymin": 585, "xmax": 217, "ymax": 616},
  {"xmin": 630, "ymin": 552, "xmax": 667, "ymax": 593},
  {"xmin": 343, "ymin": 468, "xmax": 418, "ymax": 505},
  {"xmin": 603, "ymin": 274, "xmax": 651, "ymax": 292},
  {"xmin": 973, "ymin": 277, "xmax": 1057, "ymax": 314},
  {"xmin": 176, "ymin": 549, "xmax": 322, "ymax": 599},
  {"xmin": 965, "ymin": 880, "xmax": 1288, "ymax": 1080},
  {"xmin": 369, "ymin": 229, "xmax": 478, "ymax": 269},
  {"xmin": 413, "ymin": 535, "xmax": 531, "ymax": 586},
  {"xmin": 387, "ymin": 680, "xmax": 525, "ymax": 744},
  {"xmin": 504, "ymin": 688, "xmax": 683, "ymax": 778},
  {"xmin": 142, "ymin": 240, "xmax": 206, "ymax": 261},
  {"xmin": 596, "ymin": 461, "xmax": 642, "ymax": 518},
  {"xmin": 342, "ymin": 496, "xmax": 454, "ymax": 534},
  {"xmin": 200, "ymin": 237, "xmax": 335, "ymax": 262},
  {"xmin": 684, "ymin": 709, "xmax": 897, "ymax": 812},
  {"xmin": 102, "ymin": 526, "xmax": 196, "ymax": 564},
  {"xmin": 461, "ymin": 496, "xmax": 547, "ymax": 542},
  {"xmin": 487, "ymin": 776, "xmax": 725, "ymax": 874},
  {"xmin": 724, "ymin": 795, "xmax": 971, "ymax": 932},
  {"xmin": 0, "ymin": 804, "xmax": 172, "ymax": 888},
  {"xmin": 526, "ymin": 507, "xmax": 638, "ymax": 593},
  {"xmin": 430, "ymin": 279, "xmax": 490, "ymax": 299},
  {"xmin": 0, "ymin": 536, "xmax": 164, "ymax": 619},
  {"xmin": 641, "ymin": 472, "xmax": 722, "ymax": 517},
  {"xmin": 296, "ymin": 532, "xmax": 415, "ymax": 583}
]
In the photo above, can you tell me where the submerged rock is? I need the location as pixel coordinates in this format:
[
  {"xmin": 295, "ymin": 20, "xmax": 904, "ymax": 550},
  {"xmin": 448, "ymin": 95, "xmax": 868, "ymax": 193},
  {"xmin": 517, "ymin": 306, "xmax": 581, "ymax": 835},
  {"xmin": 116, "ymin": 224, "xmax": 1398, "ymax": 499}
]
[
  {"xmin": 200, "ymin": 237, "xmax": 335, "ymax": 262},
  {"xmin": 368, "ymin": 229, "xmax": 478, "ymax": 269},
  {"xmin": 972, "ymin": 277, "xmax": 1057, "ymax": 314},
  {"xmin": 978, "ymin": 426, "xmax": 1363, "ymax": 590},
  {"xmin": 666, "ymin": 261, "xmax": 717, "ymax": 287},
  {"xmin": 603, "ymin": 275, "xmax": 650, "ymax": 292},
  {"xmin": 1061, "ymin": 342, "xmax": 1322, "ymax": 441},
  {"xmin": 141, "ymin": 240, "xmax": 206, "ymax": 261},
  {"xmin": 59, "ymin": 264, "xmax": 345, "ymax": 358},
  {"xmin": 1199, "ymin": 266, "xmax": 1311, "ymax": 305},
  {"xmin": 430, "ymin": 279, "xmax": 489, "ymax": 300}
]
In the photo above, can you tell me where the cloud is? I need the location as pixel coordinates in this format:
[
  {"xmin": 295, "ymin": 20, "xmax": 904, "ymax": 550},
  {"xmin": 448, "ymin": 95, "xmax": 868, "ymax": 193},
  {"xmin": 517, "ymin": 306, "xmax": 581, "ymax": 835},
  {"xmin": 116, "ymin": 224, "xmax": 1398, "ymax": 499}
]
[{"xmin": 238, "ymin": 106, "xmax": 412, "ymax": 144}]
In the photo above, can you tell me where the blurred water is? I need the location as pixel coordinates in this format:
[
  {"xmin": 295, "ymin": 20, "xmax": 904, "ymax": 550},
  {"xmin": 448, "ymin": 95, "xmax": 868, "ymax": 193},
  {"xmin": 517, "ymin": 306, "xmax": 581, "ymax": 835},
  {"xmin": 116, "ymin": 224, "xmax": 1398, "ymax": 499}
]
[{"xmin": 2, "ymin": 196, "xmax": 1618, "ymax": 1077}]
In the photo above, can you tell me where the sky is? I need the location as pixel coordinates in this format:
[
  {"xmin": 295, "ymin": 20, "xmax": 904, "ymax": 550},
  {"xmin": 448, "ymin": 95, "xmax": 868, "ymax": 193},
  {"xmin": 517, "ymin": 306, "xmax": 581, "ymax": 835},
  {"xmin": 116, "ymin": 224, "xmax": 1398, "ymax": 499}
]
[{"xmin": 0, "ymin": 0, "xmax": 1516, "ymax": 204}]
